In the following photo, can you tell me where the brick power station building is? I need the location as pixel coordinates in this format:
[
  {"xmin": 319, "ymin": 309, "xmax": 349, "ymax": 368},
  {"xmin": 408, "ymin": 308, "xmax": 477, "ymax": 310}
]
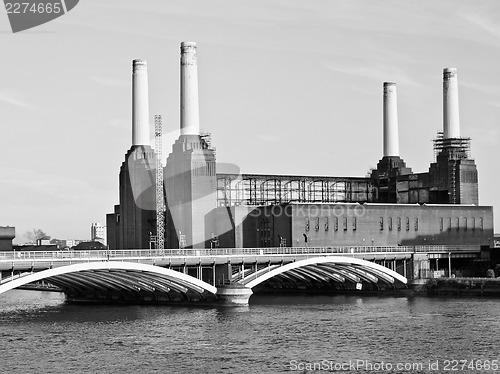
[{"xmin": 106, "ymin": 43, "xmax": 493, "ymax": 251}]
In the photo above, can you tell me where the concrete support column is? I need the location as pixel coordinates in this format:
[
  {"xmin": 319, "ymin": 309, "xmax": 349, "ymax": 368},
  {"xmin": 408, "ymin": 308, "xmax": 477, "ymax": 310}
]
[
  {"xmin": 212, "ymin": 265, "xmax": 216, "ymax": 286},
  {"xmin": 180, "ymin": 42, "xmax": 200, "ymax": 136},
  {"xmin": 214, "ymin": 263, "xmax": 232, "ymax": 286},
  {"xmin": 383, "ymin": 82, "xmax": 399, "ymax": 157},
  {"xmin": 132, "ymin": 59, "xmax": 150, "ymax": 145},
  {"xmin": 412, "ymin": 253, "xmax": 430, "ymax": 279},
  {"xmin": 217, "ymin": 285, "xmax": 253, "ymax": 305},
  {"xmin": 443, "ymin": 68, "xmax": 460, "ymax": 139}
]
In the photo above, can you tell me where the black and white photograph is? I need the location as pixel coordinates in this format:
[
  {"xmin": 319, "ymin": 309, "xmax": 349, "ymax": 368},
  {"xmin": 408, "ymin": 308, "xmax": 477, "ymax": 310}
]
[{"xmin": 1, "ymin": 1, "xmax": 500, "ymax": 373}]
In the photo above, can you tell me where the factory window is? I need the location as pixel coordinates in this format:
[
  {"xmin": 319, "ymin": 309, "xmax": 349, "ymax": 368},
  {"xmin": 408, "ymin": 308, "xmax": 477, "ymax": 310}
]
[
  {"xmin": 305, "ymin": 217, "xmax": 310, "ymax": 232},
  {"xmin": 325, "ymin": 217, "xmax": 329, "ymax": 231},
  {"xmin": 343, "ymin": 217, "xmax": 348, "ymax": 231},
  {"xmin": 414, "ymin": 218, "xmax": 419, "ymax": 231},
  {"xmin": 439, "ymin": 217, "xmax": 443, "ymax": 231},
  {"xmin": 315, "ymin": 217, "xmax": 320, "ymax": 231},
  {"xmin": 472, "ymin": 217, "xmax": 476, "ymax": 231},
  {"xmin": 480, "ymin": 217, "xmax": 484, "ymax": 231},
  {"xmin": 456, "ymin": 217, "xmax": 460, "ymax": 231},
  {"xmin": 379, "ymin": 217, "xmax": 384, "ymax": 231},
  {"xmin": 397, "ymin": 217, "xmax": 401, "ymax": 231},
  {"xmin": 334, "ymin": 217, "xmax": 338, "ymax": 231},
  {"xmin": 352, "ymin": 217, "xmax": 357, "ymax": 231},
  {"xmin": 388, "ymin": 217, "xmax": 393, "ymax": 231},
  {"xmin": 406, "ymin": 217, "xmax": 410, "ymax": 231}
]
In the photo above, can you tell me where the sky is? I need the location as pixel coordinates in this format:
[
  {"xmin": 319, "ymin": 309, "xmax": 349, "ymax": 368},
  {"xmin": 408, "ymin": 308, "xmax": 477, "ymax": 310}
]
[{"xmin": 1, "ymin": 0, "xmax": 500, "ymax": 243}]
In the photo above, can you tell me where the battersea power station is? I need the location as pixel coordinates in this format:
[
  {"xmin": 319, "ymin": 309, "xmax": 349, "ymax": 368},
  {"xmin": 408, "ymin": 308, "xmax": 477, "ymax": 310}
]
[{"xmin": 106, "ymin": 42, "xmax": 494, "ymax": 252}]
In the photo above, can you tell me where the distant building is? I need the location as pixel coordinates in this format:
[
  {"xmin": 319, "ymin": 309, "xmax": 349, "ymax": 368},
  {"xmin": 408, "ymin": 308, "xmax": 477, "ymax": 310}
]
[
  {"xmin": 91, "ymin": 223, "xmax": 107, "ymax": 245},
  {"xmin": 106, "ymin": 45, "xmax": 493, "ymax": 251},
  {"xmin": 494, "ymin": 234, "xmax": 500, "ymax": 248},
  {"xmin": 64, "ymin": 239, "xmax": 76, "ymax": 248},
  {"xmin": 0, "ymin": 226, "xmax": 15, "ymax": 251},
  {"xmin": 73, "ymin": 240, "xmax": 107, "ymax": 250},
  {"xmin": 13, "ymin": 244, "xmax": 58, "ymax": 251}
]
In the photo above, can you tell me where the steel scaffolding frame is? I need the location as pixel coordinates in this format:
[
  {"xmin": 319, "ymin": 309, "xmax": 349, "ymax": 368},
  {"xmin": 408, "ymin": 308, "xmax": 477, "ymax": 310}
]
[{"xmin": 216, "ymin": 173, "xmax": 375, "ymax": 206}]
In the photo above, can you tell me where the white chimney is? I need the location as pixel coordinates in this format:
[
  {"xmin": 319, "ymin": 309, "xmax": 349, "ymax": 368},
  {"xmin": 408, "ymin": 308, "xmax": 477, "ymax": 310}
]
[
  {"xmin": 180, "ymin": 42, "xmax": 200, "ymax": 136},
  {"xmin": 132, "ymin": 59, "xmax": 150, "ymax": 145},
  {"xmin": 443, "ymin": 68, "xmax": 460, "ymax": 139},
  {"xmin": 383, "ymin": 82, "xmax": 399, "ymax": 157}
]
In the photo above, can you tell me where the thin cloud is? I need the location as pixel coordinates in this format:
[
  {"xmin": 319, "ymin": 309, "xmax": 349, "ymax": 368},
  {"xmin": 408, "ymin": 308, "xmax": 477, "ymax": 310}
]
[
  {"xmin": 91, "ymin": 75, "xmax": 129, "ymax": 88},
  {"xmin": 324, "ymin": 62, "xmax": 422, "ymax": 89},
  {"xmin": 461, "ymin": 12, "xmax": 500, "ymax": 41},
  {"xmin": 0, "ymin": 90, "xmax": 32, "ymax": 109},
  {"xmin": 461, "ymin": 81, "xmax": 500, "ymax": 97},
  {"xmin": 109, "ymin": 118, "xmax": 130, "ymax": 129}
]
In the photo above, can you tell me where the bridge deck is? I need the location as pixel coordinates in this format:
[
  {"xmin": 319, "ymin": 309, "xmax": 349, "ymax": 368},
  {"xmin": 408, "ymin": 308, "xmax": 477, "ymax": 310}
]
[{"xmin": 0, "ymin": 245, "xmax": 481, "ymax": 272}]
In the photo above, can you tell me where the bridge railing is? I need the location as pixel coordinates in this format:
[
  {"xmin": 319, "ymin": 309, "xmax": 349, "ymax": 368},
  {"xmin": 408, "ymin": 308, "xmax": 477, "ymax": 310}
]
[{"xmin": 0, "ymin": 244, "xmax": 481, "ymax": 261}]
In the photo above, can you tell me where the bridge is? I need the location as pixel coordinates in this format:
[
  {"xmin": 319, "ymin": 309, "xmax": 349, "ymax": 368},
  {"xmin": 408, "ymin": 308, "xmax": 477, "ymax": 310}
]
[{"xmin": 0, "ymin": 245, "xmax": 482, "ymax": 304}]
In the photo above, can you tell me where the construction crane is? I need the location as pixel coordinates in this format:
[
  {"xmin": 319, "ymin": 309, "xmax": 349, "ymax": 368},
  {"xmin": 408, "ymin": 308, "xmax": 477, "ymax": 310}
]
[{"xmin": 155, "ymin": 114, "xmax": 165, "ymax": 250}]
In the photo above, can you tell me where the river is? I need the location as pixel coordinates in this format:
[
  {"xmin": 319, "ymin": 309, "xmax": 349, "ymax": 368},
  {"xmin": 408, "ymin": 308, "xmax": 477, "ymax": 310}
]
[{"xmin": 1, "ymin": 290, "xmax": 499, "ymax": 373}]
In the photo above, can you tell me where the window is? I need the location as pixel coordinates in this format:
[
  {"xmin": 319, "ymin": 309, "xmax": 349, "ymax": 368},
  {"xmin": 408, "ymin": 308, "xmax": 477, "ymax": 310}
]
[
  {"xmin": 388, "ymin": 217, "xmax": 393, "ymax": 231},
  {"xmin": 456, "ymin": 217, "xmax": 460, "ymax": 231},
  {"xmin": 334, "ymin": 217, "xmax": 338, "ymax": 231},
  {"xmin": 472, "ymin": 217, "xmax": 476, "ymax": 231},
  {"xmin": 480, "ymin": 217, "xmax": 484, "ymax": 231},
  {"xmin": 352, "ymin": 217, "xmax": 357, "ymax": 231},
  {"xmin": 315, "ymin": 217, "xmax": 320, "ymax": 231},
  {"xmin": 380, "ymin": 217, "xmax": 384, "ymax": 231},
  {"xmin": 439, "ymin": 217, "xmax": 443, "ymax": 231},
  {"xmin": 343, "ymin": 217, "xmax": 348, "ymax": 231},
  {"xmin": 464, "ymin": 217, "xmax": 467, "ymax": 231},
  {"xmin": 406, "ymin": 217, "xmax": 410, "ymax": 231},
  {"xmin": 305, "ymin": 217, "xmax": 310, "ymax": 232},
  {"xmin": 448, "ymin": 217, "xmax": 452, "ymax": 231},
  {"xmin": 324, "ymin": 217, "xmax": 329, "ymax": 231},
  {"xmin": 397, "ymin": 217, "xmax": 401, "ymax": 231},
  {"xmin": 414, "ymin": 218, "xmax": 419, "ymax": 231}
]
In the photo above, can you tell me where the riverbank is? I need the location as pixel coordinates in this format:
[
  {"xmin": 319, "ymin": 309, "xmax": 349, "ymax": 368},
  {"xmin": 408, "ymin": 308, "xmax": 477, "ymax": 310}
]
[{"xmin": 410, "ymin": 277, "xmax": 500, "ymax": 296}]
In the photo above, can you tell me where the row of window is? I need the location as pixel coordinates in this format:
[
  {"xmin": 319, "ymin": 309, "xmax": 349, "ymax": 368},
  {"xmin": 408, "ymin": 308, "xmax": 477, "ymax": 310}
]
[
  {"xmin": 379, "ymin": 217, "xmax": 418, "ymax": 232},
  {"xmin": 305, "ymin": 217, "xmax": 356, "ymax": 232},
  {"xmin": 439, "ymin": 217, "xmax": 483, "ymax": 231},
  {"xmin": 303, "ymin": 216, "xmax": 486, "ymax": 233}
]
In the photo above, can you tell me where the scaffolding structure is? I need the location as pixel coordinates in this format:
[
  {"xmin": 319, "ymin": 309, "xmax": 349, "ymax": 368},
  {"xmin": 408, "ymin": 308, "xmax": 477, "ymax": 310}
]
[
  {"xmin": 433, "ymin": 131, "xmax": 471, "ymax": 160},
  {"xmin": 200, "ymin": 130, "xmax": 216, "ymax": 156},
  {"xmin": 217, "ymin": 173, "xmax": 376, "ymax": 207},
  {"xmin": 155, "ymin": 115, "xmax": 165, "ymax": 250}
]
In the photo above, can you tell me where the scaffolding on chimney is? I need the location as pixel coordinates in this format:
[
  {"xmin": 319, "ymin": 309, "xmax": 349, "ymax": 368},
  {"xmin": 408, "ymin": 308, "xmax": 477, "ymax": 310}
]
[
  {"xmin": 200, "ymin": 130, "xmax": 216, "ymax": 157},
  {"xmin": 433, "ymin": 131, "xmax": 471, "ymax": 161}
]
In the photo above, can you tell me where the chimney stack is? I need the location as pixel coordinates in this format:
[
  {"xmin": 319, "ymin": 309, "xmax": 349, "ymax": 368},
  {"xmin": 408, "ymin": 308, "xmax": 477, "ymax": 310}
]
[
  {"xmin": 383, "ymin": 82, "xmax": 400, "ymax": 157},
  {"xmin": 443, "ymin": 68, "xmax": 460, "ymax": 139},
  {"xmin": 180, "ymin": 42, "xmax": 200, "ymax": 136},
  {"xmin": 132, "ymin": 59, "xmax": 150, "ymax": 145}
]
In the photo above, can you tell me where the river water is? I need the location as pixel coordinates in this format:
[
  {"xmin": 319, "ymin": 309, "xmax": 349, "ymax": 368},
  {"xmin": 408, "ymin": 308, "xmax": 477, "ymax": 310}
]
[{"xmin": 1, "ymin": 290, "xmax": 499, "ymax": 373}]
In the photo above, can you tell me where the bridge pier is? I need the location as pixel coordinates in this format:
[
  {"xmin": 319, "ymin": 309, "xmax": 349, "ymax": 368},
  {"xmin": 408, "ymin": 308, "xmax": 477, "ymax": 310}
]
[{"xmin": 216, "ymin": 285, "xmax": 253, "ymax": 305}]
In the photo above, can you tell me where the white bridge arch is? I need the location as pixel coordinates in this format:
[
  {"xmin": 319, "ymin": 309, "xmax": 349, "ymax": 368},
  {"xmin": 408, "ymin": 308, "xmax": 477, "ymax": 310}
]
[
  {"xmin": 0, "ymin": 262, "xmax": 217, "ymax": 302},
  {"xmin": 240, "ymin": 256, "xmax": 408, "ymax": 289}
]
